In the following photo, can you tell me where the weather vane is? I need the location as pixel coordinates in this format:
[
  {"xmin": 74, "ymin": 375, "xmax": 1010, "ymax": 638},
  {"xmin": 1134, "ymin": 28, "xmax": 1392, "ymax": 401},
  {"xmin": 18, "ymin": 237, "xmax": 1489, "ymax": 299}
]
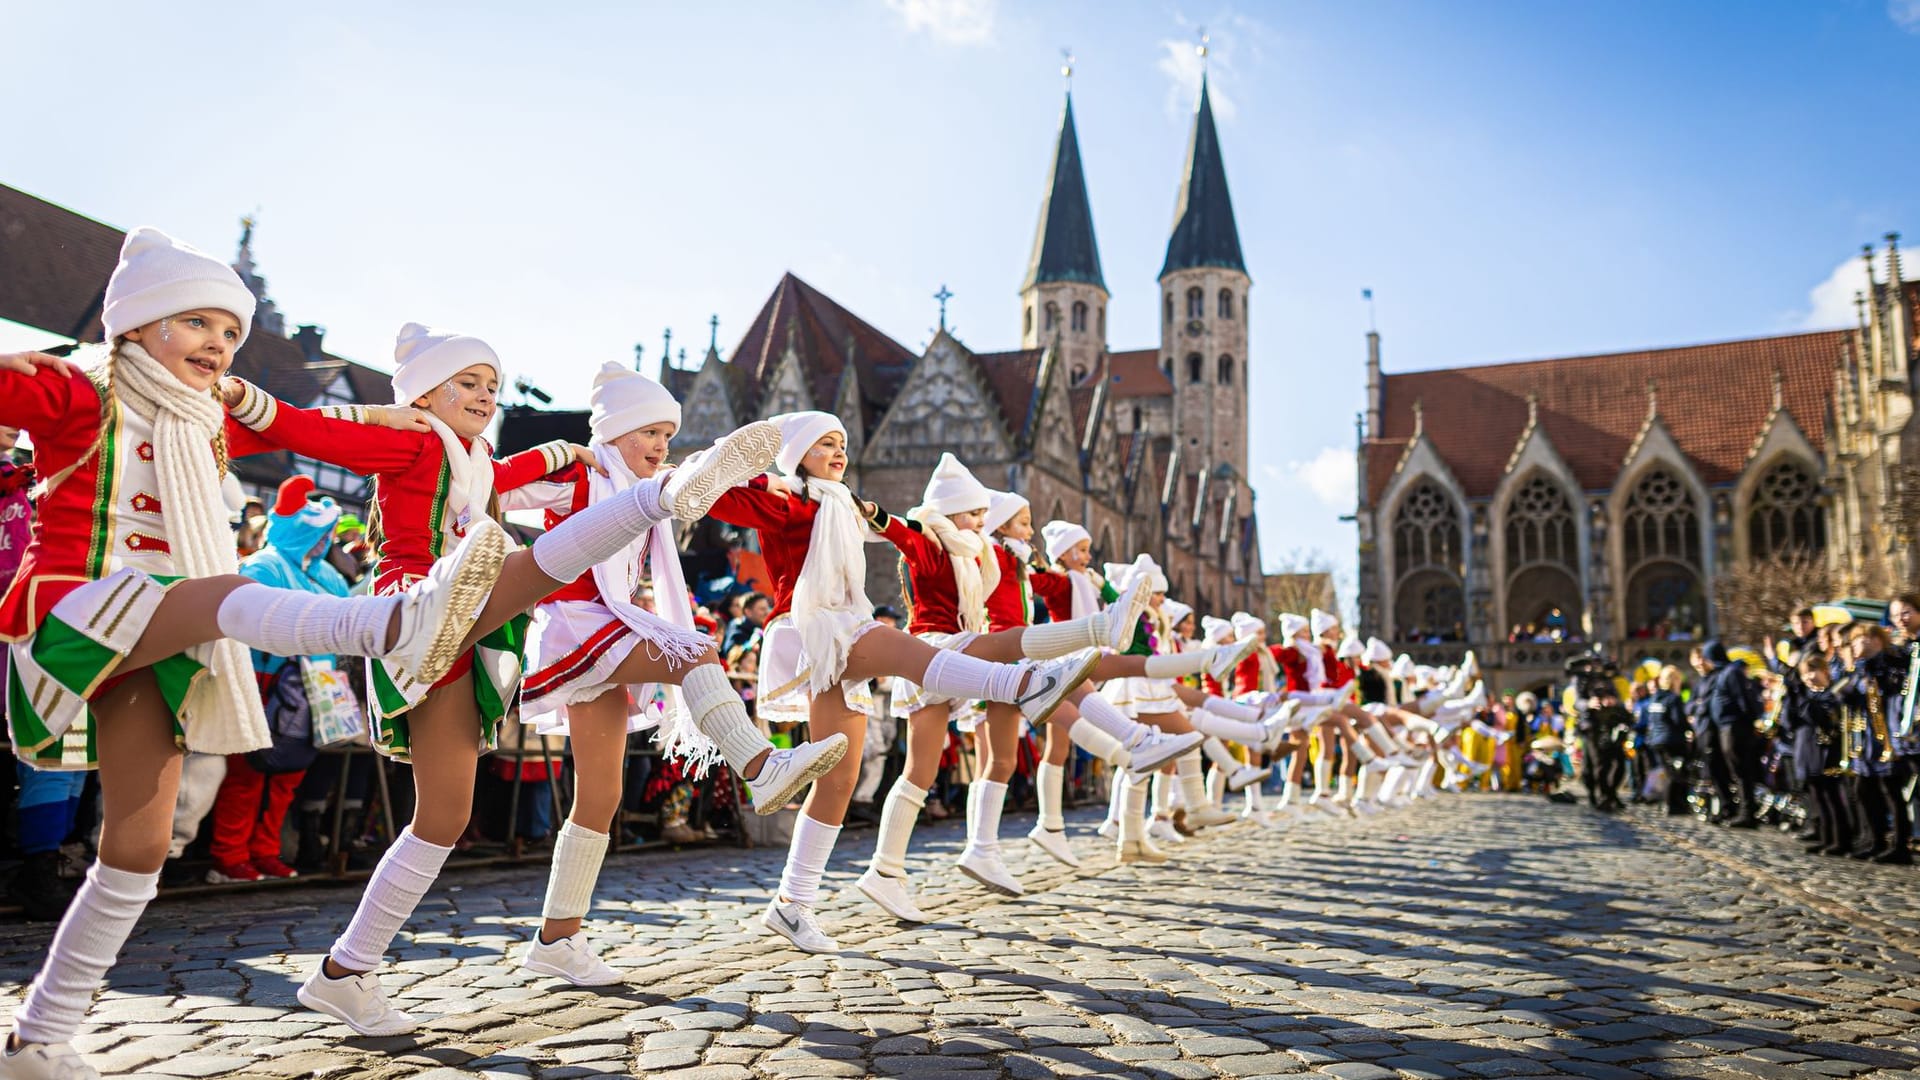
[
  {"xmin": 1197, "ymin": 28, "xmax": 1209, "ymax": 66},
  {"xmin": 1060, "ymin": 48, "xmax": 1074, "ymax": 88}
]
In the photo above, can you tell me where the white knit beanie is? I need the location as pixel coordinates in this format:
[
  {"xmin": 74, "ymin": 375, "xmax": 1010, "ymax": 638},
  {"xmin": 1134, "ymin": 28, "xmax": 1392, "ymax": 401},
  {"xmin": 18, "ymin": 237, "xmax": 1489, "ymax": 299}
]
[
  {"xmin": 770, "ymin": 411, "xmax": 846, "ymax": 476},
  {"xmin": 1338, "ymin": 636, "xmax": 1364, "ymax": 660},
  {"xmin": 589, "ymin": 361, "xmax": 680, "ymax": 443},
  {"xmin": 983, "ymin": 489, "xmax": 1029, "ymax": 536},
  {"xmin": 1279, "ymin": 613, "xmax": 1309, "ymax": 641},
  {"xmin": 102, "ymin": 227, "xmax": 257, "ymax": 345},
  {"xmin": 1202, "ymin": 615, "xmax": 1235, "ymax": 645},
  {"xmin": 1310, "ymin": 608, "xmax": 1339, "ymax": 639},
  {"xmin": 391, "ymin": 323, "xmax": 500, "ymax": 406},
  {"xmin": 1363, "ymin": 637, "xmax": 1393, "ymax": 665},
  {"xmin": 1041, "ymin": 520, "xmax": 1091, "ymax": 563},
  {"xmin": 1392, "ymin": 654, "xmax": 1416, "ymax": 679},
  {"xmin": 1230, "ymin": 611, "xmax": 1264, "ymax": 640},
  {"xmin": 920, "ymin": 452, "xmax": 992, "ymax": 516},
  {"xmin": 1162, "ymin": 600, "xmax": 1194, "ymax": 632}
]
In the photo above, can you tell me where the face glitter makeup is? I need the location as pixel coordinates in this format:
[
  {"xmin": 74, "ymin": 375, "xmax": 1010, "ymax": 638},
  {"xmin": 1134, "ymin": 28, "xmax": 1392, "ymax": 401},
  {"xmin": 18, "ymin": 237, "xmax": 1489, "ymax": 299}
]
[{"xmin": 159, "ymin": 318, "xmax": 172, "ymax": 343}]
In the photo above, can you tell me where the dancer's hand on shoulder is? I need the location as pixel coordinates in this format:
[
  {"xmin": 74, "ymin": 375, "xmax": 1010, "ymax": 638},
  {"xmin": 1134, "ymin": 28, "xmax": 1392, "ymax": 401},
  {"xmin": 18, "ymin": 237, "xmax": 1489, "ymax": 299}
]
[
  {"xmin": 373, "ymin": 406, "xmax": 432, "ymax": 433},
  {"xmin": 569, "ymin": 443, "xmax": 606, "ymax": 475},
  {"xmin": 1, "ymin": 351, "xmax": 75, "ymax": 379},
  {"xmin": 217, "ymin": 376, "xmax": 247, "ymax": 408}
]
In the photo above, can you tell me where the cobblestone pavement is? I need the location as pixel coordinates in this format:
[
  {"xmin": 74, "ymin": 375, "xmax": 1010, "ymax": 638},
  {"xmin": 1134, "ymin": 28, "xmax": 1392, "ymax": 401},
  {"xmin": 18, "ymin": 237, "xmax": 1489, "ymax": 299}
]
[{"xmin": 3, "ymin": 793, "xmax": 1920, "ymax": 1079}]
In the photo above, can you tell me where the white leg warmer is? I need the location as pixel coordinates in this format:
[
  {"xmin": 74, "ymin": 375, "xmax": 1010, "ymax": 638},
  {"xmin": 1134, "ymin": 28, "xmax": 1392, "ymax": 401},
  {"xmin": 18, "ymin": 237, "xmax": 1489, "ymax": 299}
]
[
  {"xmin": 1104, "ymin": 770, "xmax": 1126, "ymax": 827},
  {"xmin": 1175, "ymin": 750, "xmax": 1206, "ymax": 810},
  {"xmin": 1205, "ymin": 766, "xmax": 1227, "ymax": 809},
  {"xmin": 1363, "ymin": 723, "xmax": 1397, "ymax": 758},
  {"xmin": 1068, "ymin": 715, "xmax": 1129, "ymax": 764},
  {"xmin": 1204, "ymin": 696, "xmax": 1263, "ymax": 722},
  {"xmin": 680, "ymin": 662, "xmax": 772, "ymax": 772},
  {"xmin": 1020, "ymin": 618, "xmax": 1098, "ymax": 658},
  {"xmin": 530, "ymin": 479, "xmax": 665, "ymax": 582},
  {"xmin": 1142, "ymin": 650, "xmax": 1210, "ymax": 679},
  {"xmin": 869, "ymin": 778, "xmax": 926, "ymax": 878},
  {"xmin": 967, "ymin": 780, "xmax": 1008, "ymax": 854},
  {"xmin": 540, "ymin": 821, "xmax": 608, "ymax": 922},
  {"xmin": 216, "ymin": 585, "xmax": 401, "ymax": 661},
  {"xmin": 777, "ymin": 813, "xmax": 842, "ymax": 906},
  {"xmin": 1036, "ymin": 762, "xmax": 1066, "ymax": 831},
  {"xmin": 331, "ymin": 828, "xmax": 452, "ymax": 971},
  {"xmin": 1118, "ymin": 774, "xmax": 1150, "ymax": 843},
  {"xmin": 1074, "ymin": 692, "xmax": 1147, "ymax": 753},
  {"xmin": 1312, "ymin": 748, "xmax": 1334, "ymax": 797},
  {"xmin": 922, "ymin": 650, "xmax": 1025, "ymax": 704},
  {"xmin": 13, "ymin": 862, "xmax": 159, "ymax": 1045},
  {"xmin": 1201, "ymin": 736, "xmax": 1240, "ymax": 773},
  {"xmin": 1190, "ymin": 709, "xmax": 1265, "ymax": 747}
]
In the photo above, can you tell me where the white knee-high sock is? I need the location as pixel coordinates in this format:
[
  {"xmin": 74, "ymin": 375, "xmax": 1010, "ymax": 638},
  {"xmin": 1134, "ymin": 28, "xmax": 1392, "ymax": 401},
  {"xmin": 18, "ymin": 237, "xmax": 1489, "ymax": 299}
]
[
  {"xmin": 1204, "ymin": 696, "xmax": 1263, "ymax": 722},
  {"xmin": 967, "ymin": 780, "xmax": 1008, "ymax": 854},
  {"xmin": 1312, "ymin": 747, "xmax": 1334, "ymax": 796},
  {"xmin": 1190, "ymin": 709, "xmax": 1265, "ymax": 747},
  {"xmin": 1202, "ymin": 737, "xmax": 1240, "ymax": 773},
  {"xmin": 1175, "ymin": 750, "xmax": 1206, "ymax": 810},
  {"xmin": 778, "ymin": 814, "xmax": 842, "ymax": 906},
  {"xmin": 13, "ymin": 862, "xmax": 159, "ymax": 1045},
  {"xmin": 1118, "ymin": 774, "xmax": 1150, "ymax": 843},
  {"xmin": 870, "ymin": 778, "xmax": 926, "ymax": 878},
  {"xmin": 680, "ymin": 663, "xmax": 773, "ymax": 773},
  {"xmin": 1020, "ymin": 618, "xmax": 1099, "ymax": 658},
  {"xmin": 1067, "ymin": 714, "xmax": 1129, "ymax": 763},
  {"xmin": 1142, "ymin": 650, "xmax": 1209, "ymax": 679},
  {"xmin": 1363, "ymin": 723, "xmax": 1397, "ymax": 758},
  {"xmin": 1074, "ymin": 693, "xmax": 1146, "ymax": 752},
  {"xmin": 331, "ymin": 828, "xmax": 453, "ymax": 971},
  {"xmin": 1205, "ymin": 766, "xmax": 1227, "ymax": 809},
  {"xmin": 1036, "ymin": 762, "xmax": 1067, "ymax": 831},
  {"xmin": 216, "ymin": 585, "xmax": 400, "ymax": 660},
  {"xmin": 1244, "ymin": 782, "xmax": 1266, "ymax": 813},
  {"xmin": 1151, "ymin": 772, "xmax": 1174, "ymax": 816},
  {"xmin": 540, "ymin": 821, "xmax": 609, "ymax": 924},
  {"xmin": 1104, "ymin": 770, "xmax": 1126, "ymax": 826},
  {"xmin": 530, "ymin": 479, "xmax": 665, "ymax": 583},
  {"xmin": 921, "ymin": 650, "xmax": 1026, "ymax": 704}
]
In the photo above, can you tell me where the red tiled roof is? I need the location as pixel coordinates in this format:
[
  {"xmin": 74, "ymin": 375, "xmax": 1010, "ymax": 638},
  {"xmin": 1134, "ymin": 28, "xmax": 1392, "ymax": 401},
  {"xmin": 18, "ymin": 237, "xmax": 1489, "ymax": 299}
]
[
  {"xmin": 1107, "ymin": 348, "xmax": 1173, "ymax": 398},
  {"xmin": 1363, "ymin": 329, "xmax": 1850, "ymax": 504},
  {"xmin": 974, "ymin": 348, "xmax": 1045, "ymax": 440},
  {"xmin": 727, "ymin": 272, "xmax": 916, "ymax": 432}
]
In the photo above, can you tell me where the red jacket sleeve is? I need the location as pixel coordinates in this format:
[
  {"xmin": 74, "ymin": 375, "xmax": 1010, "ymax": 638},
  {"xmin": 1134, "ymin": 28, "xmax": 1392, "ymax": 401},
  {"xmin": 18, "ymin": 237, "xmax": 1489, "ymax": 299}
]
[
  {"xmin": 1232, "ymin": 653, "xmax": 1262, "ymax": 696},
  {"xmin": 492, "ymin": 441, "xmax": 572, "ymax": 492},
  {"xmin": 878, "ymin": 514, "xmax": 946, "ymax": 581},
  {"xmin": 223, "ymin": 385, "xmax": 425, "ymax": 474},
  {"xmin": 708, "ymin": 478, "xmax": 796, "ymax": 530},
  {"xmin": 1324, "ymin": 649, "xmax": 1355, "ymax": 689},
  {"xmin": 0, "ymin": 366, "xmax": 81, "ymax": 438},
  {"xmin": 1030, "ymin": 568, "xmax": 1072, "ymax": 616},
  {"xmin": 1277, "ymin": 646, "xmax": 1309, "ymax": 693}
]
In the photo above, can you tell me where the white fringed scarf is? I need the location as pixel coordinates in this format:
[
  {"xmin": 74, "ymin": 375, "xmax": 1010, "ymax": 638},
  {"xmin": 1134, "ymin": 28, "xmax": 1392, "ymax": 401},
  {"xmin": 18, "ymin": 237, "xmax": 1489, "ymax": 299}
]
[
  {"xmin": 420, "ymin": 412, "xmax": 495, "ymax": 544},
  {"xmin": 114, "ymin": 342, "xmax": 269, "ymax": 755},
  {"xmin": 588, "ymin": 444, "xmax": 718, "ymax": 772},
  {"xmin": 1065, "ymin": 566, "xmax": 1103, "ymax": 620},
  {"xmin": 908, "ymin": 507, "xmax": 999, "ymax": 634},
  {"xmin": 1255, "ymin": 642, "xmax": 1281, "ymax": 691},
  {"xmin": 792, "ymin": 477, "xmax": 878, "ymax": 692}
]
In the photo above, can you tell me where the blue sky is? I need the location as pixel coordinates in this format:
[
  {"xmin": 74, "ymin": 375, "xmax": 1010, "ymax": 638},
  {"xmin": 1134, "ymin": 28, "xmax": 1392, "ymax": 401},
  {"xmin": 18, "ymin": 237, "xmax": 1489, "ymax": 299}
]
[{"xmin": 5, "ymin": 1, "xmax": 1917, "ymax": 604}]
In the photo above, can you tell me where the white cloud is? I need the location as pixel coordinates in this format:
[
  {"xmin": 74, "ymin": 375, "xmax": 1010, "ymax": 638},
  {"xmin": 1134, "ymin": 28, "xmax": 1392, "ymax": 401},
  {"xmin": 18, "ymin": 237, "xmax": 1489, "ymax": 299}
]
[
  {"xmin": 1294, "ymin": 445, "xmax": 1357, "ymax": 508},
  {"xmin": 884, "ymin": 0, "xmax": 995, "ymax": 45},
  {"xmin": 1797, "ymin": 254, "xmax": 1867, "ymax": 330},
  {"xmin": 1892, "ymin": 0, "xmax": 1920, "ymax": 33},
  {"xmin": 1156, "ymin": 37, "xmax": 1236, "ymax": 123}
]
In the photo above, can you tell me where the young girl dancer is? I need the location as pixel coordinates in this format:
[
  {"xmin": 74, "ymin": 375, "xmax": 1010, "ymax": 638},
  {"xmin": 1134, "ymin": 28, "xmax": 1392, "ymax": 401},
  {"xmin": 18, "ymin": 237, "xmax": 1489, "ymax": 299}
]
[
  {"xmin": 986, "ymin": 500, "xmax": 1206, "ymax": 869},
  {"xmin": 220, "ymin": 322, "xmax": 784, "ymax": 1034},
  {"xmin": 507, "ymin": 363, "xmax": 848, "ymax": 985},
  {"xmin": 706, "ymin": 415, "xmax": 1092, "ymax": 953},
  {"xmin": 0, "ymin": 229, "xmax": 516, "ymax": 1078}
]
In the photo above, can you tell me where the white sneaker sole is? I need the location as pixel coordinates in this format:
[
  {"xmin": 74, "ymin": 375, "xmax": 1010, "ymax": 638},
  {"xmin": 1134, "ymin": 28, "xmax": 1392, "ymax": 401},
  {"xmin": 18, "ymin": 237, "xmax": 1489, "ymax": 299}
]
[
  {"xmin": 749, "ymin": 734, "xmax": 848, "ymax": 816},
  {"xmin": 855, "ymin": 873, "xmax": 929, "ymax": 923},
  {"xmin": 1027, "ymin": 828, "xmax": 1083, "ymax": 868},
  {"xmin": 391, "ymin": 519, "xmax": 510, "ymax": 689},
  {"xmin": 956, "ymin": 857, "xmax": 1024, "ymax": 897},
  {"xmin": 666, "ymin": 421, "xmax": 782, "ymax": 521},
  {"xmin": 1108, "ymin": 576, "xmax": 1148, "ymax": 651},
  {"xmin": 760, "ymin": 912, "xmax": 839, "ymax": 954},
  {"xmin": 521, "ymin": 951, "xmax": 623, "ymax": 987}
]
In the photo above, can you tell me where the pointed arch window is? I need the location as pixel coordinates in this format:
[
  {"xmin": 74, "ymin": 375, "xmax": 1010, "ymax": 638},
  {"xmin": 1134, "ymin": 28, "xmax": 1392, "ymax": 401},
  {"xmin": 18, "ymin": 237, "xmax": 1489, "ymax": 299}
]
[
  {"xmin": 1071, "ymin": 301, "xmax": 1088, "ymax": 333},
  {"xmin": 1185, "ymin": 353, "xmax": 1203, "ymax": 384},
  {"xmin": 1023, "ymin": 306, "xmax": 1033, "ymax": 337},
  {"xmin": 1503, "ymin": 474, "xmax": 1577, "ymax": 571},
  {"xmin": 1164, "ymin": 293, "xmax": 1174, "ymax": 324},
  {"xmin": 1217, "ymin": 354, "xmax": 1234, "ymax": 385},
  {"xmin": 1044, "ymin": 302, "xmax": 1059, "ymax": 332},
  {"xmin": 1186, "ymin": 287, "xmax": 1204, "ymax": 320},
  {"xmin": 1218, "ymin": 289, "xmax": 1235, "ymax": 319},
  {"xmin": 1748, "ymin": 459, "xmax": 1825, "ymax": 559},
  {"xmin": 1097, "ymin": 306, "xmax": 1105, "ymax": 337},
  {"xmin": 1131, "ymin": 405, "xmax": 1143, "ymax": 431},
  {"xmin": 1622, "ymin": 466, "xmax": 1701, "ymax": 570},
  {"xmin": 1394, "ymin": 479, "xmax": 1463, "ymax": 577}
]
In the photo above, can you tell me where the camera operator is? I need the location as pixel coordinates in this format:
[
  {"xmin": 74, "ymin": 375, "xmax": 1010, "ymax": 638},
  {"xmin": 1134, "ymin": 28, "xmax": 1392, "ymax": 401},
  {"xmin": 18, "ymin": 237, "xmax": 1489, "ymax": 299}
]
[{"xmin": 1568, "ymin": 653, "xmax": 1632, "ymax": 811}]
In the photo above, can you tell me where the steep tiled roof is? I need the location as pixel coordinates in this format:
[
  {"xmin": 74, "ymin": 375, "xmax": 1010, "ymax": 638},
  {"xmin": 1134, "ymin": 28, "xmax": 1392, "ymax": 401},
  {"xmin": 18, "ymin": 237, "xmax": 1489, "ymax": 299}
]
[
  {"xmin": 1022, "ymin": 94, "xmax": 1105, "ymax": 291},
  {"xmin": 1107, "ymin": 348, "xmax": 1173, "ymax": 398},
  {"xmin": 1159, "ymin": 76, "xmax": 1245, "ymax": 278},
  {"xmin": 0, "ymin": 183, "xmax": 118, "ymax": 340},
  {"xmin": 974, "ymin": 348, "xmax": 1046, "ymax": 442},
  {"xmin": 727, "ymin": 272, "xmax": 916, "ymax": 432},
  {"xmin": 1363, "ymin": 329, "xmax": 1850, "ymax": 504}
]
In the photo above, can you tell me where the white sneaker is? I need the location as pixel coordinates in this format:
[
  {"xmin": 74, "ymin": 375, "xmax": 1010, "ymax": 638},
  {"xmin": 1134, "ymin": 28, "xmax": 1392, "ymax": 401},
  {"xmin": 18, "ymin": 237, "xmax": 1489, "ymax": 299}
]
[
  {"xmin": 1104, "ymin": 573, "xmax": 1149, "ymax": 651},
  {"xmin": 1117, "ymin": 836, "xmax": 1170, "ymax": 864},
  {"xmin": 1027, "ymin": 824, "xmax": 1083, "ymax": 868},
  {"xmin": 1015, "ymin": 649, "xmax": 1100, "ymax": 727},
  {"xmin": 1094, "ymin": 817, "xmax": 1120, "ymax": 840},
  {"xmin": 762, "ymin": 898, "xmax": 839, "ymax": 953},
  {"xmin": 383, "ymin": 517, "xmax": 510, "ymax": 688},
  {"xmin": 1450, "ymin": 681, "xmax": 1488, "ymax": 711},
  {"xmin": 1147, "ymin": 818, "xmax": 1184, "ymax": 845},
  {"xmin": 1364, "ymin": 756, "xmax": 1394, "ymax": 774},
  {"xmin": 1206, "ymin": 637, "xmax": 1258, "ymax": 684},
  {"xmin": 521, "ymin": 932, "xmax": 622, "ymax": 986},
  {"xmin": 296, "ymin": 963, "xmax": 418, "ymax": 1036},
  {"xmin": 956, "ymin": 846, "xmax": 1025, "ymax": 896},
  {"xmin": 1123, "ymin": 728, "xmax": 1205, "ymax": 778},
  {"xmin": 744, "ymin": 735, "xmax": 848, "ymax": 815},
  {"xmin": 1183, "ymin": 806, "xmax": 1240, "ymax": 829},
  {"xmin": 660, "ymin": 420, "xmax": 783, "ymax": 521},
  {"xmin": 0, "ymin": 1038, "xmax": 96, "ymax": 1080},
  {"xmin": 855, "ymin": 867, "xmax": 928, "ymax": 922},
  {"xmin": 1225, "ymin": 764, "xmax": 1272, "ymax": 793}
]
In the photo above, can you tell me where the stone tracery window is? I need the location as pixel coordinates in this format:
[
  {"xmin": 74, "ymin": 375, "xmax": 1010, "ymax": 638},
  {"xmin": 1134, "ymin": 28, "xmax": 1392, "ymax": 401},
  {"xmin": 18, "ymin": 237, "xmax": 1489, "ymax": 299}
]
[
  {"xmin": 1504, "ymin": 474, "xmax": 1576, "ymax": 571},
  {"xmin": 1621, "ymin": 466, "xmax": 1700, "ymax": 571},
  {"xmin": 1394, "ymin": 479, "xmax": 1462, "ymax": 576},
  {"xmin": 1747, "ymin": 459, "xmax": 1824, "ymax": 559}
]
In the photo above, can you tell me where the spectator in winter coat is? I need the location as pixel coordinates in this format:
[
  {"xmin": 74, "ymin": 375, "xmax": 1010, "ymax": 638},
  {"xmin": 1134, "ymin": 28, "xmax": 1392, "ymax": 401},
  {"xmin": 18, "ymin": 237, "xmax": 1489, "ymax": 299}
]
[{"xmin": 1699, "ymin": 641, "xmax": 1763, "ymax": 828}]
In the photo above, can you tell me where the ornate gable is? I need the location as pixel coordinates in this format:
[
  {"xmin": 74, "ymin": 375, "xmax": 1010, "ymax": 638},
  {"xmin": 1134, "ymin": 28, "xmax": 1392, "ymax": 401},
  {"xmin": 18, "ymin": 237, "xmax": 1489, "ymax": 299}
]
[
  {"xmin": 1034, "ymin": 347, "xmax": 1081, "ymax": 477},
  {"xmin": 864, "ymin": 334, "xmax": 1011, "ymax": 468},
  {"xmin": 759, "ymin": 341, "xmax": 816, "ymax": 419},
  {"xmin": 679, "ymin": 362, "xmax": 738, "ymax": 448}
]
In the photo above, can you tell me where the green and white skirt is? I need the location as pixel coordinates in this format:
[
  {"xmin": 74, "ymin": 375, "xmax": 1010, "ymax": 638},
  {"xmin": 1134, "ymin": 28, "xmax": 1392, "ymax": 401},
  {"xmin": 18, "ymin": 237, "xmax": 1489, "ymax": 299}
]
[
  {"xmin": 364, "ymin": 614, "xmax": 528, "ymax": 763},
  {"xmin": 8, "ymin": 569, "xmax": 204, "ymax": 771}
]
